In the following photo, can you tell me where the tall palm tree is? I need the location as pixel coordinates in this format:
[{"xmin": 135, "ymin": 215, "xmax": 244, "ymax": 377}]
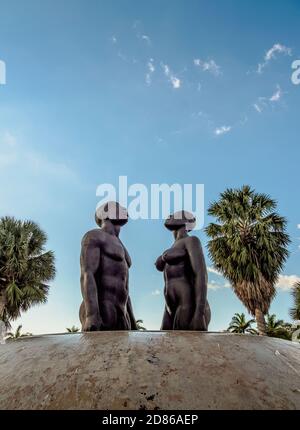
[
  {"xmin": 205, "ymin": 186, "xmax": 290, "ymax": 335},
  {"xmin": 290, "ymin": 282, "xmax": 300, "ymax": 321},
  {"xmin": 136, "ymin": 319, "xmax": 146, "ymax": 331},
  {"xmin": 265, "ymin": 314, "xmax": 292, "ymax": 340},
  {"xmin": 6, "ymin": 324, "xmax": 32, "ymax": 340},
  {"xmin": 66, "ymin": 325, "xmax": 80, "ymax": 333},
  {"xmin": 0, "ymin": 216, "xmax": 56, "ymax": 328},
  {"xmin": 227, "ymin": 312, "xmax": 257, "ymax": 334}
]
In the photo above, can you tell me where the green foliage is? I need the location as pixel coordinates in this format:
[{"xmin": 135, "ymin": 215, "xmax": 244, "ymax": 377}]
[
  {"xmin": 6, "ymin": 324, "xmax": 32, "ymax": 340},
  {"xmin": 205, "ymin": 185, "xmax": 290, "ymax": 317},
  {"xmin": 265, "ymin": 314, "xmax": 292, "ymax": 340},
  {"xmin": 66, "ymin": 326, "xmax": 80, "ymax": 333},
  {"xmin": 290, "ymin": 282, "xmax": 300, "ymax": 321},
  {"xmin": 136, "ymin": 319, "xmax": 146, "ymax": 331},
  {"xmin": 227, "ymin": 313, "xmax": 257, "ymax": 334},
  {"xmin": 0, "ymin": 216, "xmax": 56, "ymax": 326}
]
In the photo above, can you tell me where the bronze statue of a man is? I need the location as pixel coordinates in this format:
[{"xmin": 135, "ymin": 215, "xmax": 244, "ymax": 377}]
[
  {"xmin": 79, "ymin": 201, "xmax": 137, "ymax": 331},
  {"xmin": 155, "ymin": 211, "xmax": 211, "ymax": 331}
]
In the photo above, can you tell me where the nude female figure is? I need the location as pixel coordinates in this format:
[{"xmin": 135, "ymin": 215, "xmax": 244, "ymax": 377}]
[
  {"xmin": 155, "ymin": 211, "xmax": 211, "ymax": 331},
  {"xmin": 79, "ymin": 201, "xmax": 137, "ymax": 331}
]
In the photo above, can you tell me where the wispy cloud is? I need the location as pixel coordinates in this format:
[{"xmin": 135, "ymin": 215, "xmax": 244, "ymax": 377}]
[
  {"xmin": 141, "ymin": 34, "xmax": 151, "ymax": 46},
  {"xmin": 145, "ymin": 58, "xmax": 155, "ymax": 85},
  {"xmin": 276, "ymin": 274, "xmax": 300, "ymax": 291},
  {"xmin": 214, "ymin": 125, "xmax": 232, "ymax": 136},
  {"xmin": 297, "ymin": 224, "xmax": 300, "ymax": 229},
  {"xmin": 208, "ymin": 266, "xmax": 222, "ymax": 276},
  {"xmin": 253, "ymin": 103, "xmax": 263, "ymax": 113},
  {"xmin": 257, "ymin": 43, "xmax": 292, "ymax": 74},
  {"xmin": 269, "ymin": 84, "xmax": 282, "ymax": 102},
  {"xmin": 161, "ymin": 62, "xmax": 181, "ymax": 89},
  {"xmin": 133, "ymin": 20, "xmax": 152, "ymax": 46},
  {"xmin": 253, "ymin": 85, "xmax": 284, "ymax": 113},
  {"xmin": 253, "ymin": 96, "xmax": 268, "ymax": 113},
  {"xmin": 208, "ymin": 280, "xmax": 230, "ymax": 290},
  {"xmin": 111, "ymin": 35, "xmax": 117, "ymax": 44},
  {"xmin": 194, "ymin": 58, "xmax": 222, "ymax": 77},
  {"xmin": 151, "ymin": 289, "xmax": 161, "ymax": 296}
]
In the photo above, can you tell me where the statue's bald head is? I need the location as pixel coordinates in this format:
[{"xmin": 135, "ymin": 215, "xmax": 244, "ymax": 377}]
[
  {"xmin": 164, "ymin": 211, "xmax": 196, "ymax": 232},
  {"xmin": 95, "ymin": 201, "xmax": 128, "ymax": 228}
]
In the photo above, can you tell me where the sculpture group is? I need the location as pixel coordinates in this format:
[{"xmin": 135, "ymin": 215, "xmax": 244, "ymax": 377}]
[{"xmin": 80, "ymin": 202, "xmax": 210, "ymax": 332}]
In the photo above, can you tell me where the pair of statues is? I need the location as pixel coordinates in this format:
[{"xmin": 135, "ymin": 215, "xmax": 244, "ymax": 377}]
[{"xmin": 79, "ymin": 202, "xmax": 210, "ymax": 332}]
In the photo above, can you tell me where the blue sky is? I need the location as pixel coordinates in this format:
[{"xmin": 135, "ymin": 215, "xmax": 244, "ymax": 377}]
[{"xmin": 0, "ymin": 0, "xmax": 299, "ymax": 333}]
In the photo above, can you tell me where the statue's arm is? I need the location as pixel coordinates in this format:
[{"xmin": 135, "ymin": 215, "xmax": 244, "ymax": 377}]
[
  {"xmin": 80, "ymin": 236, "xmax": 102, "ymax": 330},
  {"xmin": 155, "ymin": 255, "xmax": 166, "ymax": 272},
  {"xmin": 121, "ymin": 244, "xmax": 137, "ymax": 330},
  {"xmin": 120, "ymin": 240, "xmax": 132, "ymax": 268},
  {"xmin": 186, "ymin": 236, "xmax": 208, "ymax": 327},
  {"xmin": 155, "ymin": 247, "xmax": 185, "ymax": 270}
]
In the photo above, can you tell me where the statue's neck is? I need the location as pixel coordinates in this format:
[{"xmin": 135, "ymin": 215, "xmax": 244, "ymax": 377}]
[
  {"xmin": 174, "ymin": 229, "xmax": 188, "ymax": 241},
  {"xmin": 102, "ymin": 225, "xmax": 118, "ymax": 237}
]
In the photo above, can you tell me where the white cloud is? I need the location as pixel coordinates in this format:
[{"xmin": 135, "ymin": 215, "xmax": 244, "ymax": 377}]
[
  {"xmin": 141, "ymin": 34, "xmax": 151, "ymax": 45},
  {"xmin": 265, "ymin": 43, "xmax": 292, "ymax": 61},
  {"xmin": 208, "ymin": 280, "xmax": 230, "ymax": 290},
  {"xmin": 170, "ymin": 76, "xmax": 181, "ymax": 89},
  {"xmin": 257, "ymin": 43, "xmax": 292, "ymax": 74},
  {"xmin": 161, "ymin": 63, "xmax": 181, "ymax": 89},
  {"xmin": 269, "ymin": 84, "xmax": 282, "ymax": 102},
  {"xmin": 276, "ymin": 275, "xmax": 300, "ymax": 291},
  {"xmin": 151, "ymin": 289, "xmax": 161, "ymax": 296},
  {"xmin": 163, "ymin": 64, "xmax": 170, "ymax": 76},
  {"xmin": 297, "ymin": 224, "xmax": 300, "ymax": 229},
  {"xmin": 214, "ymin": 125, "xmax": 232, "ymax": 136},
  {"xmin": 208, "ymin": 266, "xmax": 222, "ymax": 276},
  {"xmin": 253, "ymin": 86, "xmax": 284, "ymax": 113},
  {"xmin": 145, "ymin": 59, "xmax": 155, "ymax": 85},
  {"xmin": 253, "ymin": 103, "xmax": 263, "ymax": 113},
  {"xmin": 111, "ymin": 35, "xmax": 117, "ymax": 44},
  {"xmin": 194, "ymin": 59, "xmax": 222, "ymax": 77}
]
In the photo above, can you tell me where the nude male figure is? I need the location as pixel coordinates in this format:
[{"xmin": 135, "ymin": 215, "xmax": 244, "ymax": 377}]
[
  {"xmin": 155, "ymin": 211, "xmax": 211, "ymax": 331},
  {"xmin": 79, "ymin": 201, "xmax": 137, "ymax": 331}
]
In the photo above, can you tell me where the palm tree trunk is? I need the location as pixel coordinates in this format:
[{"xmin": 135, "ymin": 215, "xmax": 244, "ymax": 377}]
[
  {"xmin": 255, "ymin": 308, "xmax": 266, "ymax": 336},
  {"xmin": 0, "ymin": 293, "xmax": 7, "ymax": 342}
]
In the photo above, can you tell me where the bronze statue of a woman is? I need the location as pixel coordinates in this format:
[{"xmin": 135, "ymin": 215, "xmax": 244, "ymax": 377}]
[{"xmin": 155, "ymin": 211, "xmax": 211, "ymax": 331}]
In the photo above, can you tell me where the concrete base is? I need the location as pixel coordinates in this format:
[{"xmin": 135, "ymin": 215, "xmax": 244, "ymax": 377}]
[{"xmin": 0, "ymin": 331, "xmax": 300, "ymax": 410}]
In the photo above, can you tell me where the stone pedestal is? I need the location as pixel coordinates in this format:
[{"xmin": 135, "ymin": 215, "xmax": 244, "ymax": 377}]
[{"xmin": 0, "ymin": 331, "xmax": 299, "ymax": 409}]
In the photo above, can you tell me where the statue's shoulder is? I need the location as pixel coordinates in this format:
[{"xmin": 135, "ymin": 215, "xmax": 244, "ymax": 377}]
[
  {"xmin": 81, "ymin": 229, "xmax": 106, "ymax": 245},
  {"xmin": 185, "ymin": 235, "xmax": 202, "ymax": 248}
]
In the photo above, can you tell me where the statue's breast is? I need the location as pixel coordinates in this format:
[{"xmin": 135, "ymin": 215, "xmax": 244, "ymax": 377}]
[
  {"xmin": 163, "ymin": 245, "xmax": 187, "ymax": 265},
  {"xmin": 102, "ymin": 239, "xmax": 125, "ymax": 262}
]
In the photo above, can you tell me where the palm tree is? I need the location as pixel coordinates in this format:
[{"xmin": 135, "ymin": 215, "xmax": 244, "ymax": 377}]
[
  {"xmin": 290, "ymin": 282, "xmax": 300, "ymax": 321},
  {"xmin": 66, "ymin": 325, "xmax": 80, "ymax": 333},
  {"xmin": 227, "ymin": 312, "xmax": 257, "ymax": 334},
  {"xmin": 6, "ymin": 324, "xmax": 32, "ymax": 340},
  {"xmin": 0, "ymin": 216, "xmax": 56, "ymax": 328},
  {"xmin": 265, "ymin": 314, "xmax": 292, "ymax": 340},
  {"xmin": 205, "ymin": 186, "xmax": 290, "ymax": 335},
  {"xmin": 136, "ymin": 319, "xmax": 146, "ymax": 331}
]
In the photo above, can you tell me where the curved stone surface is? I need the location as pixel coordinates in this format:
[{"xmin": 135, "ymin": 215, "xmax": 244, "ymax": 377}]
[{"xmin": 0, "ymin": 331, "xmax": 300, "ymax": 410}]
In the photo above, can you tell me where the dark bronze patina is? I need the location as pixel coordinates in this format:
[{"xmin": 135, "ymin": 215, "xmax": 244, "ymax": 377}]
[
  {"xmin": 80, "ymin": 202, "xmax": 137, "ymax": 331},
  {"xmin": 156, "ymin": 211, "xmax": 211, "ymax": 330}
]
